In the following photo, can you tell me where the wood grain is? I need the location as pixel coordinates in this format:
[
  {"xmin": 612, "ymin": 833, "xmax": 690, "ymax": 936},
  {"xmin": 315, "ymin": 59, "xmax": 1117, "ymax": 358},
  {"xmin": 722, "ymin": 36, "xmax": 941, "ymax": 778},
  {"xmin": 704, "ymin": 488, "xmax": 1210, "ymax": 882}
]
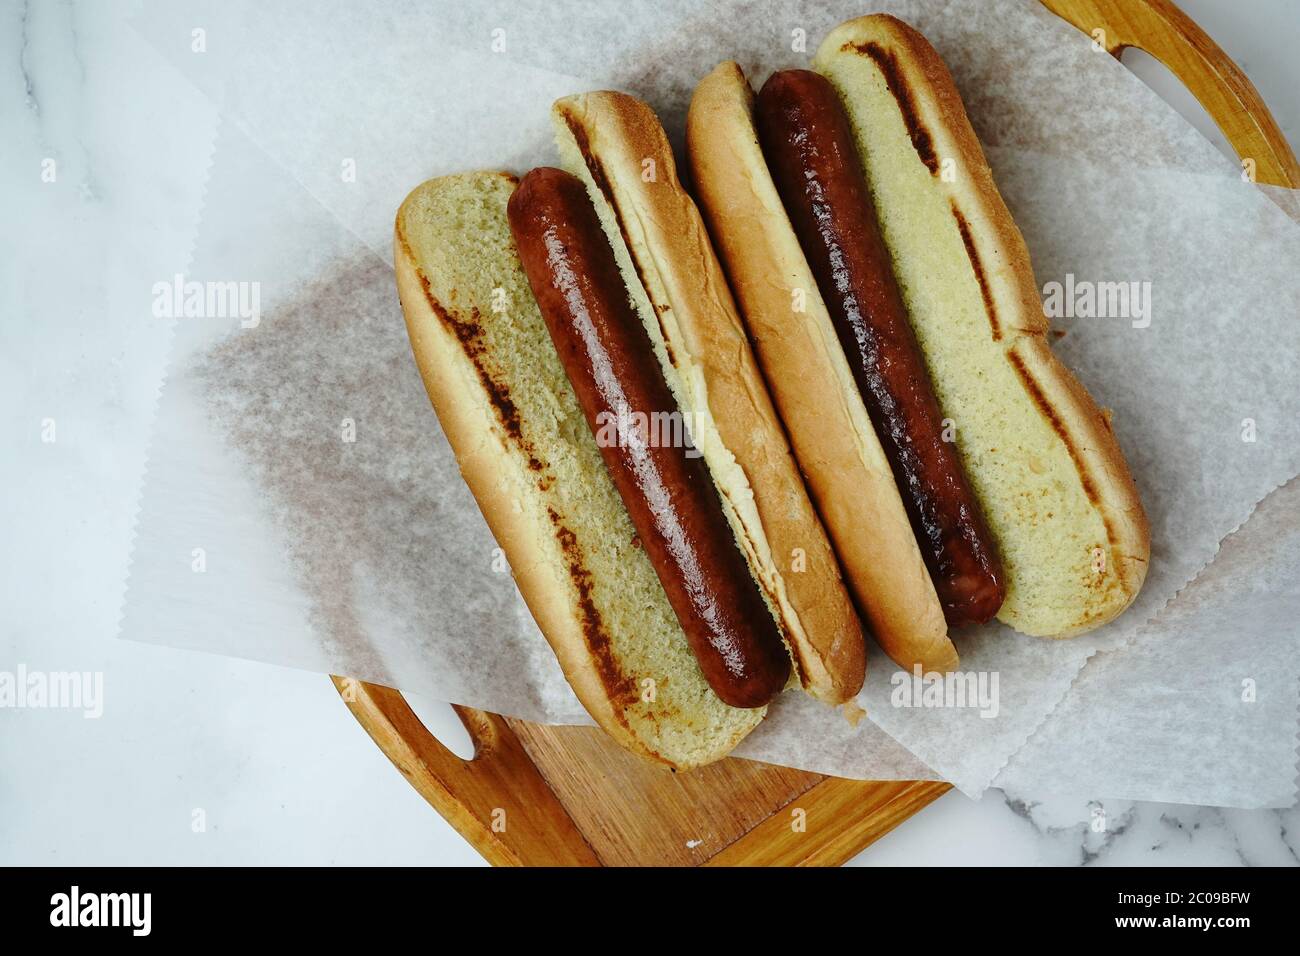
[
  {"xmin": 506, "ymin": 719, "xmax": 825, "ymax": 866},
  {"xmin": 706, "ymin": 778, "xmax": 952, "ymax": 867}
]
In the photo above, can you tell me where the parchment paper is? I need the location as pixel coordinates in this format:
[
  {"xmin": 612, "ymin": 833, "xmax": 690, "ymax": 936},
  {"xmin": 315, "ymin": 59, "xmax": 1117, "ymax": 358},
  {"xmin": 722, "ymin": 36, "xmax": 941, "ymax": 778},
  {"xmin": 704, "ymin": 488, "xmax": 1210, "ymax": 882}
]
[
  {"xmin": 995, "ymin": 477, "xmax": 1300, "ymax": 808},
  {"xmin": 123, "ymin": 0, "xmax": 1300, "ymax": 801}
]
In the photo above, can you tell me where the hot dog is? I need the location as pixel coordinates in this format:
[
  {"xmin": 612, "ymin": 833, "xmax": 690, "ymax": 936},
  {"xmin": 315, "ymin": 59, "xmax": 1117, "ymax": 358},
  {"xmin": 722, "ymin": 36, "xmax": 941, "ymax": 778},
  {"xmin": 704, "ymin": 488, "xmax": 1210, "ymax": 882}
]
[
  {"xmin": 549, "ymin": 91, "xmax": 867, "ymax": 705},
  {"xmin": 687, "ymin": 14, "xmax": 1149, "ymax": 652},
  {"xmin": 398, "ymin": 91, "xmax": 868, "ymax": 770},
  {"xmin": 507, "ymin": 167, "xmax": 791, "ymax": 708},
  {"xmin": 754, "ymin": 69, "xmax": 1004, "ymax": 627}
]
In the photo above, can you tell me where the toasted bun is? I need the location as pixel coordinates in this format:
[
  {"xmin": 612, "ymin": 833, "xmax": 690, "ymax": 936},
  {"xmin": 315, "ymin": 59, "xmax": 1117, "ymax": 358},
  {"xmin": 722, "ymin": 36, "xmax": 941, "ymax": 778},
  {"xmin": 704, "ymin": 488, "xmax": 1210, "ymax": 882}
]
[
  {"xmin": 814, "ymin": 16, "xmax": 1150, "ymax": 636},
  {"xmin": 687, "ymin": 61, "xmax": 957, "ymax": 673},
  {"xmin": 552, "ymin": 91, "xmax": 867, "ymax": 703},
  {"xmin": 395, "ymin": 171, "xmax": 764, "ymax": 768}
]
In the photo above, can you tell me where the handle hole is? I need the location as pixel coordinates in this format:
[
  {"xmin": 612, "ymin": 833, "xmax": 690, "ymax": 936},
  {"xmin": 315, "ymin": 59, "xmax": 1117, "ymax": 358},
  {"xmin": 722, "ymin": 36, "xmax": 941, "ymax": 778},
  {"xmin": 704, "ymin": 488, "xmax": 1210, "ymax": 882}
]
[
  {"xmin": 1118, "ymin": 47, "xmax": 1239, "ymax": 170},
  {"xmin": 403, "ymin": 693, "xmax": 477, "ymax": 760}
]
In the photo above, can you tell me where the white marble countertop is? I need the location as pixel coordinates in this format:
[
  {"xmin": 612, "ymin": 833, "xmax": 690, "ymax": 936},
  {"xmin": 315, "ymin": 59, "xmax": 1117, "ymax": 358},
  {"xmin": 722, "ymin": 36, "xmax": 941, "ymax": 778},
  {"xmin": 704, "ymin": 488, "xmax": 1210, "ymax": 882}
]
[{"xmin": 3, "ymin": 0, "xmax": 1296, "ymax": 866}]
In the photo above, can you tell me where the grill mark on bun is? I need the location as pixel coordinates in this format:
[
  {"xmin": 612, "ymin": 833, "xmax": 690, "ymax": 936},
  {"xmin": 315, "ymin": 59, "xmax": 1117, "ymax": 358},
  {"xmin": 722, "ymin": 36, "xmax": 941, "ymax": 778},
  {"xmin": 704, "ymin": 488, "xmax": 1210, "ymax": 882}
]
[
  {"xmin": 1007, "ymin": 349, "xmax": 1123, "ymax": 594},
  {"xmin": 558, "ymin": 106, "xmax": 680, "ymax": 369},
  {"xmin": 411, "ymin": 232, "xmax": 636, "ymax": 717},
  {"xmin": 413, "ymin": 265, "xmax": 550, "ymax": 481},
  {"xmin": 559, "ymin": 109, "xmax": 617, "ymax": 210},
  {"xmin": 845, "ymin": 40, "xmax": 938, "ymax": 174},
  {"xmin": 951, "ymin": 201, "xmax": 1002, "ymax": 341},
  {"xmin": 1007, "ymin": 349, "xmax": 1098, "ymax": 506},
  {"xmin": 547, "ymin": 506, "xmax": 638, "ymax": 713}
]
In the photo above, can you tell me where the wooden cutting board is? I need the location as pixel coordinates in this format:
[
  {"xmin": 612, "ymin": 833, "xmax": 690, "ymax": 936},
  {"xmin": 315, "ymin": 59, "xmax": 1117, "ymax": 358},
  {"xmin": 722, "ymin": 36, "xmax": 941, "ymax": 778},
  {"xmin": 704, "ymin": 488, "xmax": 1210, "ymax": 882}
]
[
  {"xmin": 334, "ymin": 677, "xmax": 950, "ymax": 866},
  {"xmin": 334, "ymin": 0, "xmax": 1299, "ymax": 867}
]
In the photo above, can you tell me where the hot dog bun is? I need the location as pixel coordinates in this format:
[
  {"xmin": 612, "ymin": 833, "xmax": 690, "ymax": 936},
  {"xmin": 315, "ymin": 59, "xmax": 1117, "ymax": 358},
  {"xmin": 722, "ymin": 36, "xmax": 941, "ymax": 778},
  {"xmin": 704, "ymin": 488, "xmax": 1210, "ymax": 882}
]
[
  {"xmin": 552, "ymin": 91, "xmax": 867, "ymax": 701},
  {"xmin": 812, "ymin": 15, "xmax": 1148, "ymax": 636},
  {"xmin": 687, "ymin": 61, "xmax": 958, "ymax": 673},
  {"xmin": 395, "ymin": 172, "xmax": 764, "ymax": 768}
]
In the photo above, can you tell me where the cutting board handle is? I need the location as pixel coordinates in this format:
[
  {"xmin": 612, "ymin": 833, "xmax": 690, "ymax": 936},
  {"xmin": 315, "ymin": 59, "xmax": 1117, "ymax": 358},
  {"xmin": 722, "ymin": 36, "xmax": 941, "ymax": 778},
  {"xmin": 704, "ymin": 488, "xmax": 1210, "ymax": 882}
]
[
  {"xmin": 330, "ymin": 677, "xmax": 599, "ymax": 866},
  {"xmin": 1041, "ymin": 0, "xmax": 1300, "ymax": 187}
]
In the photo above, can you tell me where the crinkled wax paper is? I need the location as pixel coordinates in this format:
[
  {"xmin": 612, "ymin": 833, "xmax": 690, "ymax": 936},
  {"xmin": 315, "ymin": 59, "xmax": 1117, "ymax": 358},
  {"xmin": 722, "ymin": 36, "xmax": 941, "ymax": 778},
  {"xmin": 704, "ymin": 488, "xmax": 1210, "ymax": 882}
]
[{"xmin": 123, "ymin": 0, "xmax": 1300, "ymax": 801}]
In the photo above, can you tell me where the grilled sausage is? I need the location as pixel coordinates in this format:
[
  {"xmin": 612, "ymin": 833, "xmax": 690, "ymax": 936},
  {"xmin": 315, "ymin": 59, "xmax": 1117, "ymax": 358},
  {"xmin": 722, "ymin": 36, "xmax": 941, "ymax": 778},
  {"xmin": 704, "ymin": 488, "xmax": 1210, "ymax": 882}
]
[
  {"xmin": 755, "ymin": 69, "xmax": 1004, "ymax": 626},
  {"xmin": 507, "ymin": 166, "xmax": 791, "ymax": 707}
]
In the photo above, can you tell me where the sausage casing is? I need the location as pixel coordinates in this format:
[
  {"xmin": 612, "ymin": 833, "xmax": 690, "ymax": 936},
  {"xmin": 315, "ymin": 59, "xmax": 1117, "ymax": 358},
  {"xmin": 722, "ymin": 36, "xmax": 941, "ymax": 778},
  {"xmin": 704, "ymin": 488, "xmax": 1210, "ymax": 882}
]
[
  {"xmin": 507, "ymin": 167, "xmax": 791, "ymax": 707},
  {"xmin": 756, "ymin": 70, "xmax": 1004, "ymax": 626}
]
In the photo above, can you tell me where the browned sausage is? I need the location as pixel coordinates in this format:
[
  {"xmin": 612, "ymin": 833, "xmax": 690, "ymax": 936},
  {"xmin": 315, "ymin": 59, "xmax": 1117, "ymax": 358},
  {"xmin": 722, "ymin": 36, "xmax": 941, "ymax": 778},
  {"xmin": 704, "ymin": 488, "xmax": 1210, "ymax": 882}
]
[
  {"xmin": 507, "ymin": 167, "xmax": 790, "ymax": 708},
  {"xmin": 755, "ymin": 70, "xmax": 1004, "ymax": 627}
]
